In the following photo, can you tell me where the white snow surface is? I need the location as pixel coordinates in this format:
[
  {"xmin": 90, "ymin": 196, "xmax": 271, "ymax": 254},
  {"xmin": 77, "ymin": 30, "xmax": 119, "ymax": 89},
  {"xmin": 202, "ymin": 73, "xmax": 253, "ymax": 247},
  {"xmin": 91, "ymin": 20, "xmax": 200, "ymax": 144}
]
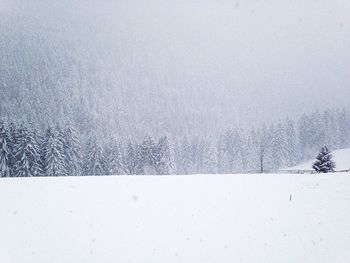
[
  {"xmin": 286, "ymin": 148, "xmax": 350, "ymax": 171},
  {"xmin": 1, "ymin": 174, "xmax": 350, "ymax": 263}
]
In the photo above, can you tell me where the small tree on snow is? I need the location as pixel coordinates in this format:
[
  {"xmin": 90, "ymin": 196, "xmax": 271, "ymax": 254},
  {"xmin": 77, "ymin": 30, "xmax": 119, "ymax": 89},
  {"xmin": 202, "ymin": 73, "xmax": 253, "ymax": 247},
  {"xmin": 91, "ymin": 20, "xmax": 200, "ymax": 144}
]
[{"xmin": 312, "ymin": 146, "xmax": 336, "ymax": 173}]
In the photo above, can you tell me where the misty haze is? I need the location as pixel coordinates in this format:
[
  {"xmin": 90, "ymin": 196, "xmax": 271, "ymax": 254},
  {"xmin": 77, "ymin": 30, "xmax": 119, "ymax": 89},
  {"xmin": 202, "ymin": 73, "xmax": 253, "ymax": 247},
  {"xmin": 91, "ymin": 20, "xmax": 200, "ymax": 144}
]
[{"xmin": 1, "ymin": 0, "xmax": 349, "ymax": 136}]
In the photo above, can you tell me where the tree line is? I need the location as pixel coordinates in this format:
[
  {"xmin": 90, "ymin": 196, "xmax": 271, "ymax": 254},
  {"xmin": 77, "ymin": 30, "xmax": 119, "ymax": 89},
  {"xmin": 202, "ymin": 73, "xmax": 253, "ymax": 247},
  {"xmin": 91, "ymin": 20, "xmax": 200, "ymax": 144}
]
[
  {"xmin": 0, "ymin": 123, "xmax": 173, "ymax": 177},
  {"xmin": 173, "ymin": 109, "xmax": 350, "ymax": 174},
  {"xmin": 0, "ymin": 108, "xmax": 349, "ymax": 177}
]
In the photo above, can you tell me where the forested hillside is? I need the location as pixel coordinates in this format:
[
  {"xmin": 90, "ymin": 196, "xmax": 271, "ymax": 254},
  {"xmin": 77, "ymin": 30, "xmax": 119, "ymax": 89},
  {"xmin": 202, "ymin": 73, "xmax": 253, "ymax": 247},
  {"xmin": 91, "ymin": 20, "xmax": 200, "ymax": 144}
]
[{"xmin": 1, "ymin": 0, "xmax": 349, "ymax": 139}]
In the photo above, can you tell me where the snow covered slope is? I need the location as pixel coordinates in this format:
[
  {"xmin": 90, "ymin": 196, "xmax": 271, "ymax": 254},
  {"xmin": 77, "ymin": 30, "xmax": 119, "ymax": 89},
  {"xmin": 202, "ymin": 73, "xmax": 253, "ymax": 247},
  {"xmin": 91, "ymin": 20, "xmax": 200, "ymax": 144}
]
[
  {"xmin": 286, "ymin": 148, "xmax": 350, "ymax": 172},
  {"xmin": 1, "ymin": 174, "xmax": 350, "ymax": 263}
]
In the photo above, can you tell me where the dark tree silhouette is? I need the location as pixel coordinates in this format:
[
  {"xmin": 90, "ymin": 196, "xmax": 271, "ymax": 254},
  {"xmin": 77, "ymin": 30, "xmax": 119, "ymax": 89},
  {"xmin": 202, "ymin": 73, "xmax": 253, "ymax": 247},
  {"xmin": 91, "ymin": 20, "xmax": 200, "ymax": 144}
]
[{"xmin": 313, "ymin": 146, "xmax": 336, "ymax": 173}]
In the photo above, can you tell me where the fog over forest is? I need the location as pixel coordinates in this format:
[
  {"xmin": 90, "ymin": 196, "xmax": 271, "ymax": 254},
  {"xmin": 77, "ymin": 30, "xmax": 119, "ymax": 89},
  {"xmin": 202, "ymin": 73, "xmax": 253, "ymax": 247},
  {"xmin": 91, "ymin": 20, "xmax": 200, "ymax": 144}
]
[{"xmin": 1, "ymin": 0, "xmax": 349, "ymax": 138}]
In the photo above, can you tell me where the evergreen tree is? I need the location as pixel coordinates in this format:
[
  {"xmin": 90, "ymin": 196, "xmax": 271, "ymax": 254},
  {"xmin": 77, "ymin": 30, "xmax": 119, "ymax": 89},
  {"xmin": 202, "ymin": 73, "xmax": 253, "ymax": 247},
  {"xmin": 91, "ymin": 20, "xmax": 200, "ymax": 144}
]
[
  {"xmin": 202, "ymin": 140, "xmax": 218, "ymax": 174},
  {"xmin": 12, "ymin": 125, "xmax": 41, "ymax": 177},
  {"xmin": 63, "ymin": 124, "xmax": 81, "ymax": 176},
  {"xmin": 83, "ymin": 135, "xmax": 106, "ymax": 176},
  {"xmin": 312, "ymin": 146, "xmax": 336, "ymax": 173},
  {"xmin": 104, "ymin": 138, "xmax": 124, "ymax": 175},
  {"xmin": 298, "ymin": 113, "xmax": 316, "ymax": 158},
  {"xmin": 322, "ymin": 110, "xmax": 338, "ymax": 149},
  {"xmin": 125, "ymin": 141, "xmax": 137, "ymax": 175},
  {"xmin": 154, "ymin": 135, "xmax": 173, "ymax": 175},
  {"xmin": 0, "ymin": 121, "xmax": 12, "ymax": 177},
  {"xmin": 269, "ymin": 123, "xmax": 288, "ymax": 171},
  {"xmin": 243, "ymin": 130, "xmax": 257, "ymax": 172},
  {"xmin": 336, "ymin": 109, "xmax": 350, "ymax": 148},
  {"xmin": 34, "ymin": 126, "xmax": 45, "ymax": 176},
  {"xmin": 219, "ymin": 129, "xmax": 244, "ymax": 173},
  {"xmin": 42, "ymin": 126, "xmax": 65, "ymax": 176},
  {"xmin": 253, "ymin": 125, "xmax": 270, "ymax": 173},
  {"xmin": 138, "ymin": 135, "xmax": 157, "ymax": 174},
  {"xmin": 217, "ymin": 134, "xmax": 226, "ymax": 174},
  {"xmin": 7, "ymin": 122, "xmax": 17, "ymax": 175},
  {"xmin": 180, "ymin": 136, "xmax": 191, "ymax": 174},
  {"xmin": 284, "ymin": 118, "xmax": 301, "ymax": 166}
]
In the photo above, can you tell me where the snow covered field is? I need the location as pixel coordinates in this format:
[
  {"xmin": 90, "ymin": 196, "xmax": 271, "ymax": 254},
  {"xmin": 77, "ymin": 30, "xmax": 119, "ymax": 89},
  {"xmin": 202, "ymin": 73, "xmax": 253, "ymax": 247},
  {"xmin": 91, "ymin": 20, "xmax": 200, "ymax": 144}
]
[{"xmin": 1, "ymin": 174, "xmax": 350, "ymax": 263}]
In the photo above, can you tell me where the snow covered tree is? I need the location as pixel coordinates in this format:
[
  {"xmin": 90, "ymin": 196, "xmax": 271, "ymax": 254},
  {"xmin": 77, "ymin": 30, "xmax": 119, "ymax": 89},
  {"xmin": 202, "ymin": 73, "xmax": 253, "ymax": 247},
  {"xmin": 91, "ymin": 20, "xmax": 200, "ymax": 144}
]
[
  {"xmin": 253, "ymin": 125, "xmax": 270, "ymax": 173},
  {"xmin": 336, "ymin": 109, "xmax": 350, "ymax": 148},
  {"xmin": 179, "ymin": 136, "xmax": 191, "ymax": 174},
  {"xmin": 83, "ymin": 136, "xmax": 106, "ymax": 176},
  {"xmin": 124, "ymin": 141, "xmax": 137, "ymax": 175},
  {"xmin": 138, "ymin": 135, "xmax": 157, "ymax": 174},
  {"xmin": 269, "ymin": 123, "xmax": 289, "ymax": 171},
  {"xmin": 312, "ymin": 146, "xmax": 336, "ymax": 173},
  {"xmin": 298, "ymin": 114, "xmax": 316, "ymax": 158},
  {"xmin": 242, "ymin": 130, "xmax": 257, "ymax": 172},
  {"xmin": 12, "ymin": 125, "xmax": 41, "ymax": 177},
  {"xmin": 219, "ymin": 130, "xmax": 241, "ymax": 173},
  {"xmin": 104, "ymin": 138, "xmax": 124, "ymax": 175},
  {"xmin": 7, "ymin": 122, "xmax": 17, "ymax": 175},
  {"xmin": 202, "ymin": 141, "xmax": 218, "ymax": 174},
  {"xmin": 63, "ymin": 124, "xmax": 81, "ymax": 176},
  {"xmin": 284, "ymin": 118, "xmax": 302, "ymax": 167},
  {"xmin": 154, "ymin": 135, "xmax": 173, "ymax": 175},
  {"xmin": 0, "ymin": 121, "xmax": 12, "ymax": 177},
  {"xmin": 42, "ymin": 126, "xmax": 65, "ymax": 176},
  {"xmin": 217, "ymin": 129, "xmax": 250, "ymax": 173},
  {"xmin": 189, "ymin": 136, "xmax": 205, "ymax": 174}
]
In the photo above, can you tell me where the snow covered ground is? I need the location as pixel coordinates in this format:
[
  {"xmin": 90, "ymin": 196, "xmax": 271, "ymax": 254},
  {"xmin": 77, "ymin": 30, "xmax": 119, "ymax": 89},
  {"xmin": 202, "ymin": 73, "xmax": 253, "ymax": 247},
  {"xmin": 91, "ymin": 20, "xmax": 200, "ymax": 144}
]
[
  {"xmin": 286, "ymin": 148, "xmax": 350, "ymax": 172},
  {"xmin": 1, "ymin": 174, "xmax": 350, "ymax": 263}
]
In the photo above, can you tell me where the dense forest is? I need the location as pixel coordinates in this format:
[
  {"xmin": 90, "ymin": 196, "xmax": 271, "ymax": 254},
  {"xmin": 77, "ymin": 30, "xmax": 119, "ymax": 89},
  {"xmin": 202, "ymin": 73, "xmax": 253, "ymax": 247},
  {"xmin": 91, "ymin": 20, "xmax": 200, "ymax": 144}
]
[
  {"xmin": 1, "ymin": 1, "xmax": 349, "ymax": 141},
  {"xmin": 1, "ymin": 108, "xmax": 349, "ymax": 177}
]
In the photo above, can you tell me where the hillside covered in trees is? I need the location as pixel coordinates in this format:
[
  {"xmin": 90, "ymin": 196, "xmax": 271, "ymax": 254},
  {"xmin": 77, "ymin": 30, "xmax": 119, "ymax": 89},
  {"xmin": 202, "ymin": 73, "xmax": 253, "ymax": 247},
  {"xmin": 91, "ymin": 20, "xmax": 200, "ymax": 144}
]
[{"xmin": 1, "ymin": 0, "xmax": 349, "ymax": 140}]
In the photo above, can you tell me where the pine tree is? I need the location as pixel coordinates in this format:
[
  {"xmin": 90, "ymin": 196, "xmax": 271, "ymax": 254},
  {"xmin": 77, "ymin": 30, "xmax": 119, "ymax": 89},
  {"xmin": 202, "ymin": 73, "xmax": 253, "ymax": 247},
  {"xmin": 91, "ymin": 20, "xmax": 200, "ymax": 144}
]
[
  {"xmin": 7, "ymin": 122, "xmax": 17, "ymax": 175},
  {"xmin": 336, "ymin": 109, "xmax": 350, "ymax": 148},
  {"xmin": 42, "ymin": 126, "xmax": 65, "ymax": 176},
  {"xmin": 104, "ymin": 138, "xmax": 124, "ymax": 175},
  {"xmin": 138, "ymin": 135, "xmax": 157, "ymax": 174},
  {"xmin": 298, "ymin": 114, "xmax": 314, "ymax": 158},
  {"xmin": 202, "ymin": 140, "xmax": 217, "ymax": 174},
  {"xmin": 219, "ymin": 129, "xmax": 243, "ymax": 173},
  {"xmin": 63, "ymin": 124, "xmax": 81, "ymax": 176},
  {"xmin": 12, "ymin": 125, "xmax": 41, "ymax": 177},
  {"xmin": 0, "ymin": 121, "xmax": 12, "ymax": 177},
  {"xmin": 125, "ymin": 141, "xmax": 137, "ymax": 175},
  {"xmin": 253, "ymin": 125, "xmax": 270, "ymax": 173},
  {"xmin": 269, "ymin": 123, "xmax": 289, "ymax": 171},
  {"xmin": 83, "ymin": 136, "xmax": 106, "ymax": 176},
  {"xmin": 154, "ymin": 135, "xmax": 173, "ymax": 175},
  {"xmin": 312, "ymin": 146, "xmax": 336, "ymax": 173},
  {"xmin": 217, "ymin": 134, "xmax": 226, "ymax": 174},
  {"xmin": 243, "ymin": 129, "xmax": 257, "ymax": 172},
  {"xmin": 321, "ymin": 110, "xmax": 338, "ymax": 149},
  {"xmin": 284, "ymin": 118, "xmax": 301, "ymax": 166},
  {"xmin": 180, "ymin": 136, "xmax": 191, "ymax": 174}
]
